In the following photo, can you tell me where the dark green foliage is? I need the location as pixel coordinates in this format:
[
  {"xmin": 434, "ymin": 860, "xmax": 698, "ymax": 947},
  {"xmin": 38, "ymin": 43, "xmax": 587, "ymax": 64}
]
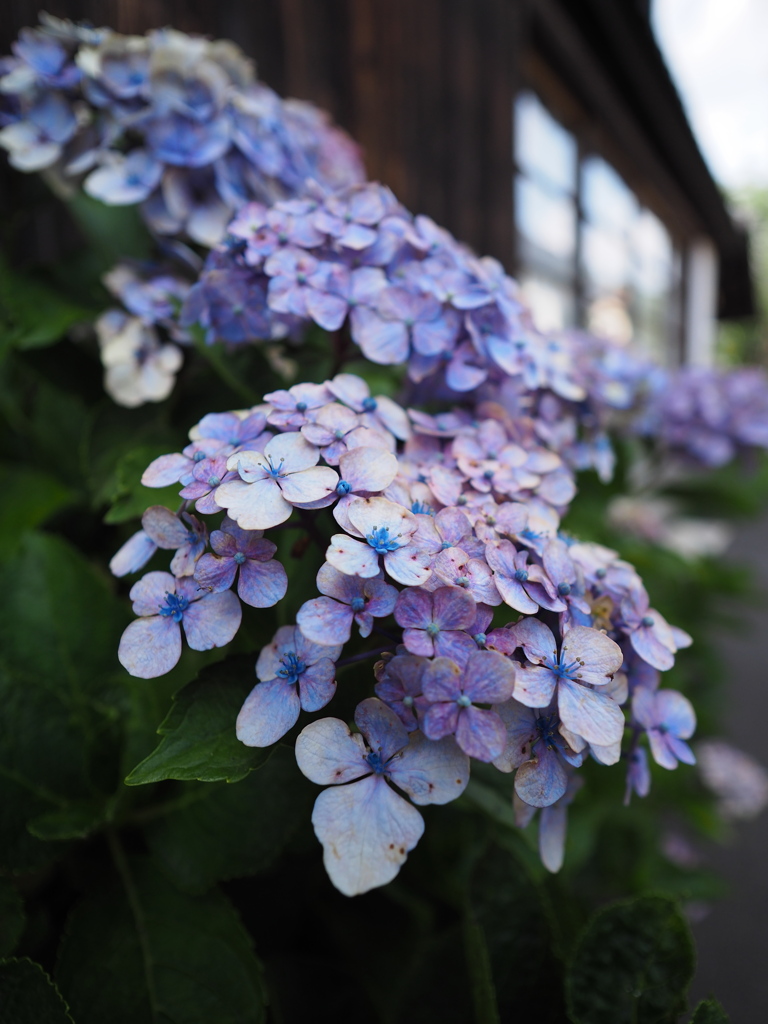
[
  {"xmin": 566, "ymin": 895, "xmax": 695, "ymax": 1024},
  {"xmin": 55, "ymin": 856, "xmax": 266, "ymax": 1024},
  {"xmin": 0, "ymin": 881, "xmax": 25, "ymax": 957},
  {"xmin": 145, "ymin": 746, "xmax": 314, "ymax": 892},
  {"xmin": 126, "ymin": 657, "xmax": 273, "ymax": 785},
  {"xmin": 690, "ymin": 997, "xmax": 730, "ymax": 1023},
  {"xmin": 0, "ymin": 958, "xmax": 74, "ymax": 1024}
]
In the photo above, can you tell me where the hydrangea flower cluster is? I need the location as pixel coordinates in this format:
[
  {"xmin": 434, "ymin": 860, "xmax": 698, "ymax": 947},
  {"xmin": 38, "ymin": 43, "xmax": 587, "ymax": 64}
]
[
  {"xmin": 114, "ymin": 371, "xmax": 697, "ymax": 894},
  {"xmin": 0, "ymin": 16, "xmax": 363, "ymax": 244}
]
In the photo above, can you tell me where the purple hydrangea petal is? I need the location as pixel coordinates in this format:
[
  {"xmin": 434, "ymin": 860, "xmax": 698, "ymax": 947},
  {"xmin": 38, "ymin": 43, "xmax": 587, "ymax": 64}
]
[
  {"xmin": 433, "ymin": 630, "xmax": 477, "ymax": 665},
  {"xmin": 383, "ymin": 546, "xmax": 432, "ymax": 586},
  {"xmin": 514, "ymin": 745, "xmax": 568, "ymax": 807},
  {"xmin": 278, "ymin": 465, "xmax": 339, "ymax": 504},
  {"xmin": 455, "ymin": 705, "xmax": 507, "ymax": 761},
  {"xmin": 297, "ymin": 596, "xmax": 354, "ymax": 645},
  {"xmin": 422, "ymin": 701, "xmax": 460, "ymax": 741},
  {"xmin": 463, "ymin": 650, "xmax": 516, "ymax": 704},
  {"xmin": 355, "ymin": 697, "xmax": 409, "ymax": 762},
  {"xmin": 216, "ymin": 477, "xmax": 292, "ymax": 530},
  {"xmin": 491, "ymin": 700, "xmax": 537, "ymax": 772},
  {"xmin": 237, "ymin": 557, "xmax": 288, "ymax": 608},
  {"xmin": 539, "ymin": 801, "xmax": 568, "ymax": 873},
  {"xmin": 388, "ymin": 731, "xmax": 469, "ymax": 805},
  {"xmin": 141, "ymin": 506, "xmax": 190, "ymax": 548},
  {"xmin": 509, "ymin": 617, "xmax": 558, "ymax": 664},
  {"xmin": 311, "ymin": 774, "xmax": 424, "ymax": 896},
  {"xmin": 236, "ymin": 678, "xmax": 301, "ymax": 747},
  {"xmin": 422, "ymin": 657, "xmax": 463, "ymax": 703},
  {"xmin": 656, "ymin": 690, "xmax": 696, "ymax": 739},
  {"xmin": 142, "ymin": 452, "xmax": 193, "ymax": 487},
  {"xmin": 433, "ymin": 585, "xmax": 476, "ymax": 631},
  {"xmin": 110, "ymin": 530, "xmax": 157, "ymax": 577},
  {"xmin": 181, "ymin": 589, "xmax": 242, "ymax": 651},
  {"xmin": 326, "ymin": 534, "xmax": 381, "ymax": 577},
  {"xmin": 350, "ymin": 306, "xmax": 410, "ymax": 365},
  {"xmin": 630, "ymin": 626, "xmax": 675, "ymax": 672},
  {"xmin": 118, "ymin": 615, "xmax": 181, "ymax": 679},
  {"xmin": 647, "ymin": 729, "xmax": 679, "ymax": 770},
  {"xmin": 561, "ymin": 626, "xmax": 624, "ymax": 686},
  {"xmin": 194, "ymin": 552, "xmax": 238, "ymax": 593},
  {"xmin": 298, "ymin": 660, "xmax": 337, "ymax": 712},
  {"xmin": 557, "ymin": 678, "xmax": 625, "ymax": 746},
  {"xmin": 512, "ymin": 665, "xmax": 557, "ymax": 708},
  {"xmin": 295, "ymin": 717, "xmax": 369, "ymax": 784},
  {"xmin": 337, "ymin": 446, "xmax": 398, "ymax": 493},
  {"xmin": 129, "ymin": 570, "xmax": 177, "ymax": 617}
]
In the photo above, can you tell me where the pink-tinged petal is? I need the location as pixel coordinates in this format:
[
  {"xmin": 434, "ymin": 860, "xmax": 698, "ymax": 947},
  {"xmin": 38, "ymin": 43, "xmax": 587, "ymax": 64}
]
[
  {"xmin": 433, "ymin": 586, "xmax": 476, "ymax": 631},
  {"xmin": 295, "ymin": 717, "xmax": 369, "ymax": 784},
  {"xmin": 557, "ymin": 678, "xmax": 625, "ymax": 746},
  {"xmin": 129, "ymin": 570, "xmax": 177, "ymax": 617},
  {"xmin": 350, "ymin": 306, "xmax": 410, "ymax": 365},
  {"xmin": 423, "ymin": 701, "xmax": 460, "ymax": 741},
  {"xmin": 515, "ymin": 745, "xmax": 568, "ymax": 807},
  {"xmin": 311, "ymin": 774, "xmax": 424, "ymax": 895},
  {"xmin": 297, "ymin": 596, "xmax": 354, "ymax": 645},
  {"xmin": 306, "ymin": 289, "xmax": 348, "ymax": 331},
  {"xmin": 630, "ymin": 626, "xmax": 675, "ymax": 672},
  {"xmin": 464, "ymin": 650, "xmax": 516, "ymax": 704},
  {"xmin": 216, "ymin": 477, "xmax": 293, "ymax": 530},
  {"xmin": 326, "ymin": 534, "xmax": 381, "ymax": 577},
  {"xmin": 327, "ymin": 372, "xmax": 371, "ymax": 409},
  {"xmin": 384, "ymin": 545, "xmax": 433, "ymax": 586},
  {"xmin": 508, "ymin": 617, "xmax": 558, "ymax": 664},
  {"xmin": 298, "ymin": 660, "xmax": 337, "ymax": 712},
  {"xmin": 279, "ymin": 465, "xmax": 339, "ymax": 503},
  {"xmin": 513, "ymin": 665, "xmax": 557, "ymax": 708},
  {"xmin": 237, "ymin": 558, "xmax": 288, "ymax": 608},
  {"xmin": 236, "ymin": 678, "xmax": 301, "ymax": 747},
  {"xmin": 118, "ymin": 615, "xmax": 181, "ymax": 679},
  {"xmin": 338, "ymin": 446, "xmax": 398, "ymax": 493},
  {"xmin": 182, "ymin": 589, "xmax": 242, "ymax": 651},
  {"xmin": 364, "ymin": 578, "xmax": 399, "ymax": 617},
  {"xmin": 494, "ymin": 575, "xmax": 539, "ymax": 614},
  {"xmin": 539, "ymin": 802, "xmax": 567, "ymax": 873},
  {"xmin": 295, "ymin": 630, "xmax": 344, "ymax": 666},
  {"xmin": 589, "ymin": 739, "xmax": 621, "ymax": 766},
  {"xmin": 194, "ymin": 553, "xmax": 238, "ymax": 594},
  {"xmin": 456, "ymin": 706, "xmax": 507, "ymax": 761},
  {"xmin": 561, "ymin": 626, "xmax": 623, "ymax": 685},
  {"xmin": 141, "ymin": 452, "xmax": 190, "ymax": 487},
  {"xmin": 110, "ymin": 530, "xmax": 157, "ymax": 577},
  {"xmin": 141, "ymin": 506, "xmax": 189, "ymax": 548},
  {"xmin": 492, "ymin": 699, "xmax": 538, "ymax": 772},
  {"xmin": 433, "ymin": 630, "xmax": 477, "ymax": 665},
  {"xmin": 315, "ymin": 561, "xmax": 363, "ymax": 603},
  {"xmin": 355, "ymin": 697, "xmax": 409, "ymax": 762},
  {"xmin": 374, "ymin": 395, "xmax": 411, "ymax": 440},
  {"xmin": 389, "ymin": 731, "xmax": 469, "ymax": 805}
]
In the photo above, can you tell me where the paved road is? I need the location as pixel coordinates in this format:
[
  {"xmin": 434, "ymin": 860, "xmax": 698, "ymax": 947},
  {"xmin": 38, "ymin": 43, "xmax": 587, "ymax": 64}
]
[{"xmin": 690, "ymin": 513, "xmax": 768, "ymax": 1018}]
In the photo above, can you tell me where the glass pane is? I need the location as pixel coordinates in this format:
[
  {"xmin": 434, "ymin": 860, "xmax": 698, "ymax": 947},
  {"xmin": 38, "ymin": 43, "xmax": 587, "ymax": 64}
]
[
  {"xmin": 516, "ymin": 175, "xmax": 577, "ymax": 262},
  {"xmin": 586, "ymin": 294, "xmax": 634, "ymax": 345},
  {"xmin": 520, "ymin": 275, "xmax": 576, "ymax": 332},
  {"xmin": 515, "ymin": 91, "xmax": 577, "ymax": 195},
  {"xmin": 582, "ymin": 225, "xmax": 630, "ymax": 292},
  {"xmin": 582, "ymin": 155, "xmax": 637, "ymax": 231},
  {"xmin": 632, "ymin": 209, "xmax": 673, "ymax": 297}
]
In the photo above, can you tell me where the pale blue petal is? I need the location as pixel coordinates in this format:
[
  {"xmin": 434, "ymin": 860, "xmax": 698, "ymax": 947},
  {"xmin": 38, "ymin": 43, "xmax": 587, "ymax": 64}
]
[
  {"xmin": 456, "ymin": 706, "xmax": 507, "ymax": 761},
  {"xmin": 389, "ymin": 731, "xmax": 469, "ymax": 805},
  {"xmin": 295, "ymin": 717, "xmax": 369, "ymax": 784},
  {"xmin": 355, "ymin": 697, "xmax": 408, "ymax": 762},
  {"xmin": 236, "ymin": 678, "xmax": 300, "ymax": 747},
  {"xmin": 557, "ymin": 678, "xmax": 625, "ymax": 746},
  {"xmin": 297, "ymin": 596, "xmax": 353, "ymax": 645},
  {"xmin": 514, "ymin": 745, "xmax": 567, "ymax": 807},
  {"xmin": 182, "ymin": 589, "xmax": 242, "ymax": 651},
  {"xmin": 118, "ymin": 615, "xmax": 181, "ymax": 679}
]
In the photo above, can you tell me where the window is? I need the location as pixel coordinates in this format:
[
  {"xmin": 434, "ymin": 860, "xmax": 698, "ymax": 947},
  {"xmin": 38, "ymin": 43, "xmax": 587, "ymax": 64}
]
[{"xmin": 514, "ymin": 91, "xmax": 682, "ymax": 363}]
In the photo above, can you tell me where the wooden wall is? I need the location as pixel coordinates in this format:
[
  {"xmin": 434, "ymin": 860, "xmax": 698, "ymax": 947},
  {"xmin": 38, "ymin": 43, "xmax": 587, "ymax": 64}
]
[{"xmin": 1, "ymin": 0, "xmax": 525, "ymax": 268}]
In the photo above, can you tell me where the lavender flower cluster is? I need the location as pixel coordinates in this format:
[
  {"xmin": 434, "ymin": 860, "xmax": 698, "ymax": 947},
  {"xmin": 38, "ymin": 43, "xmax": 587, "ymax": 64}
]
[
  {"xmin": 113, "ymin": 372, "xmax": 696, "ymax": 894},
  {"xmin": 0, "ymin": 16, "xmax": 363, "ymax": 245}
]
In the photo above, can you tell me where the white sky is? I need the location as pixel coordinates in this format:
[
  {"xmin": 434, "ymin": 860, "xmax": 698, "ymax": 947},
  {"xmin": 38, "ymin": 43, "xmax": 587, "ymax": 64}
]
[{"xmin": 652, "ymin": 0, "xmax": 768, "ymax": 190}]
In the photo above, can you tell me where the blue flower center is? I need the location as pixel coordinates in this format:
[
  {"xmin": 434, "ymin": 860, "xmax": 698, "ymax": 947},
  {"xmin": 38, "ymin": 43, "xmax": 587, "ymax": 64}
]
[
  {"xmin": 207, "ymin": 474, "xmax": 221, "ymax": 487},
  {"xmin": 402, "ymin": 695, "xmax": 414, "ymax": 707},
  {"xmin": 277, "ymin": 652, "xmax": 306, "ymax": 684},
  {"xmin": 557, "ymin": 582, "xmax": 571, "ymax": 596},
  {"xmin": 362, "ymin": 397, "xmax": 377, "ymax": 412},
  {"xmin": 425, "ymin": 623, "xmax": 440, "ymax": 637},
  {"xmin": 534, "ymin": 712, "xmax": 559, "ymax": 748},
  {"xmin": 514, "ymin": 569, "xmax": 529, "ymax": 582},
  {"xmin": 158, "ymin": 592, "xmax": 190, "ymax": 623},
  {"xmin": 334, "ymin": 429, "xmax": 345, "ymax": 439},
  {"xmin": 474, "ymin": 632, "xmax": 487, "ymax": 647},
  {"xmin": 350, "ymin": 597, "xmax": 365, "ymax": 613},
  {"xmin": 193, "ymin": 451, "xmax": 206, "ymax": 462},
  {"xmin": 366, "ymin": 750, "xmax": 387, "ymax": 774},
  {"xmin": 457, "ymin": 694, "xmax": 472, "ymax": 708},
  {"xmin": 366, "ymin": 526, "xmax": 402, "ymax": 554},
  {"xmin": 547, "ymin": 655, "xmax": 582, "ymax": 681},
  {"xmin": 483, "ymin": 468, "xmax": 495, "ymax": 480},
  {"xmin": 595, "ymin": 567, "xmax": 607, "ymax": 579},
  {"xmin": 295, "ymin": 401, "xmax": 308, "ymax": 412},
  {"xmin": 455, "ymin": 575, "xmax": 470, "ymax": 587},
  {"xmin": 261, "ymin": 455, "xmax": 285, "ymax": 479},
  {"xmin": 411, "ymin": 501, "xmax": 433, "ymax": 515},
  {"xmin": 641, "ymin": 615, "xmax": 654, "ymax": 628},
  {"xmin": 234, "ymin": 552, "xmax": 247, "ymax": 565},
  {"xmin": 336, "ymin": 479, "xmax": 352, "ymax": 495}
]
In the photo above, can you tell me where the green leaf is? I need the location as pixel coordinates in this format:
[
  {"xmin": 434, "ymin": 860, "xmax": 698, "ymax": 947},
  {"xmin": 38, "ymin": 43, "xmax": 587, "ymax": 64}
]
[
  {"xmin": 462, "ymin": 912, "xmax": 500, "ymax": 1024},
  {"xmin": 66, "ymin": 193, "xmax": 153, "ymax": 264},
  {"xmin": 566, "ymin": 895, "xmax": 695, "ymax": 1024},
  {"xmin": 0, "ymin": 533, "xmax": 128, "ymax": 872},
  {"xmin": 0, "ymin": 958, "xmax": 74, "ymax": 1023},
  {"xmin": 27, "ymin": 799, "xmax": 111, "ymax": 842},
  {"xmin": 0, "ymin": 255, "xmax": 93, "ymax": 354},
  {"xmin": 690, "ymin": 998, "xmax": 730, "ymax": 1023},
  {"xmin": 0, "ymin": 464, "xmax": 76, "ymax": 556},
  {"xmin": 55, "ymin": 854, "xmax": 266, "ymax": 1024},
  {"xmin": 126, "ymin": 656, "xmax": 271, "ymax": 786},
  {"xmin": 101, "ymin": 445, "xmax": 181, "ymax": 525},
  {"xmin": 0, "ymin": 881, "xmax": 25, "ymax": 957},
  {"xmin": 145, "ymin": 746, "xmax": 313, "ymax": 893}
]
